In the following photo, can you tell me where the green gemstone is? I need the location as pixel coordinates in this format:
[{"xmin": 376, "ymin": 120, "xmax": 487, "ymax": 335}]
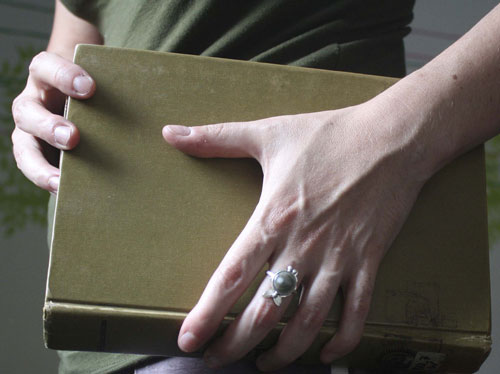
[{"xmin": 273, "ymin": 271, "xmax": 296, "ymax": 295}]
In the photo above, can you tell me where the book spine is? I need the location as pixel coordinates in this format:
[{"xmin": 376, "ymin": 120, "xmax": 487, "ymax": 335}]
[
  {"xmin": 44, "ymin": 301, "xmax": 187, "ymax": 356},
  {"xmin": 43, "ymin": 301, "xmax": 490, "ymax": 372}
]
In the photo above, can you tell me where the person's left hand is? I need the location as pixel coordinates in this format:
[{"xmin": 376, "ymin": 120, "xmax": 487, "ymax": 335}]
[{"xmin": 162, "ymin": 102, "xmax": 428, "ymax": 371}]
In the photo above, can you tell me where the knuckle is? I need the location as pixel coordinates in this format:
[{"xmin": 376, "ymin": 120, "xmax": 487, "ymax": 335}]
[
  {"xmin": 28, "ymin": 51, "xmax": 47, "ymax": 75},
  {"xmin": 44, "ymin": 114, "xmax": 61, "ymax": 133},
  {"xmin": 206, "ymin": 123, "xmax": 225, "ymax": 140},
  {"xmin": 32, "ymin": 171, "xmax": 49, "ymax": 189},
  {"xmin": 53, "ymin": 63, "xmax": 74, "ymax": 89},
  {"xmin": 261, "ymin": 203, "xmax": 299, "ymax": 237},
  {"xmin": 252, "ymin": 301, "xmax": 279, "ymax": 331},
  {"xmin": 325, "ymin": 246, "xmax": 349, "ymax": 270},
  {"xmin": 188, "ymin": 124, "xmax": 226, "ymax": 155},
  {"xmin": 11, "ymin": 133, "xmax": 25, "ymax": 162},
  {"xmin": 192, "ymin": 124, "xmax": 225, "ymax": 151},
  {"xmin": 12, "ymin": 142, "xmax": 23, "ymax": 168},
  {"xmin": 28, "ymin": 51, "xmax": 47, "ymax": 74},
  {"xmin": 11, "ymin": 96, "xmax": 26, "ymax": 125},
  {"xmin": 350, "ymin": 297, "xmax": 371, "ymax": 320},
  {"xmin": 12, "ymin": 145, "xmax": 43, "ymax": 188},
  {"xmin": 322, "ymin": 269, "xmax": 343, "ymax": 290},
  {"xmin": 11, "ymin": 128, "xmax": 17, "ymax": 144},
  {"xmin": 40, "ymin": 115, "xmax": 63, "ymax": 143},
  {"xmin": 11, "ymin": 134, "xmax": 49, "ymax": 189},
  {"xmin": 298, "ymin": 303, "xmax": 326, "ymax": 331},
  {"xmin": 216, "ymin": 261, "xmax": 245, "ymax": 294}
]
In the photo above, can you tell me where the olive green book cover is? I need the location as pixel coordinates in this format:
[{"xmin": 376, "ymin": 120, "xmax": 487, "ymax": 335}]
[{"xmin": 44, "ymin": 45, "xmax": 491, "ymax": 372}]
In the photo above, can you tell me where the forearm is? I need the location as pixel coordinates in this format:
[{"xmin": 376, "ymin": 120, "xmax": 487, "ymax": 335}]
[
  {"xmin": 47, "ymin": 0, "xmax": 103, "ymax": 60},
  {"xmin": 372, "ymin": 4, "xmax": 500, "ymax": 181}
]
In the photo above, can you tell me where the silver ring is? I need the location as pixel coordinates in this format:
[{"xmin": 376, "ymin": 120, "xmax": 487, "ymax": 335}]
[{"xmin": 263, "ymin": 265, "xmax": 299, "ymax": 306}]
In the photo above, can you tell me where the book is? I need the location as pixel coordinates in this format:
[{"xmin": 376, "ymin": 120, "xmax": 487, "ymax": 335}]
[{"xmin": 44, "ymin": 44, "xmax": 491, "ymax": 372}]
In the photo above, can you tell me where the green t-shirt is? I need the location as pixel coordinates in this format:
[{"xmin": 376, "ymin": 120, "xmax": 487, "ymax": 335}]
[
  {"xmin": 62, "ymin": 0, "xmax": 414, "ymax": 77},
  {"xmin": 54, "ymin": 1, "xmax": 415, "ymax": 373}
]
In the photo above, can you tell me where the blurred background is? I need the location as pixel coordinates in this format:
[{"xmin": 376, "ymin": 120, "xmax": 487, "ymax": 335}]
[{"xmin": 0, "ymin": 1, "xmax": 499, "ymax": 373}]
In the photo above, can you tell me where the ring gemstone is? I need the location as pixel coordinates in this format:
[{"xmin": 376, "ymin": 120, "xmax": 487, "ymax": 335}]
[
  {"xmin": 263, "ymin": 266, "xmax": 299, "ymax": 306},
  {"xmin": 273, "ymin": 271, "xmax": 297, "ymax": 296}
]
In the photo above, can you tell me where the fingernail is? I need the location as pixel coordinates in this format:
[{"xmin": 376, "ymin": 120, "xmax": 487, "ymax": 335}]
[
  {"xmin": 73, "ymin": 75, "xmax": 93, "ymax": 95},
  {"xmin": 166, "ymin": 125, "xmax": 191, "ymax": 136},
  {"xmin": 48, "ymin": 176, "xmax": 59, "ymax": 192},
  {"xmin": 54, "ymin": 125, "xmax": 71, "ymax": 147},
  {"xmin": 204, "ymin": 352, "xmax": 220, "ymax": 369},
  {"xmin": 178, "ymin": 331, "xmax": 198, "ymax": 352}
]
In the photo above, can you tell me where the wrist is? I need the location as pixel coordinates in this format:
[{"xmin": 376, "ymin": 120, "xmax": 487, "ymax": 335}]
[{"xmin": 363, "ymin": 71, "xmax": 458, "ymax": 185}]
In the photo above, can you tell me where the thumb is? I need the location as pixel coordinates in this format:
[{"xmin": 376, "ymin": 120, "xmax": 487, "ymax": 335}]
[{"xmin": 162, "ymin": 121, "xmax": 263, "ymax": 159}]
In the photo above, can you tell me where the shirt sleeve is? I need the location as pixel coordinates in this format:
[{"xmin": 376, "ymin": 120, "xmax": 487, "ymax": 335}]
[{"xmin": 59, "ymin": 0, "xmax": 102, "ymax": 25}]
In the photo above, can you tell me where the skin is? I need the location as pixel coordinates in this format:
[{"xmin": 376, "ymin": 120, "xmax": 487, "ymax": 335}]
[
  {"xmin": 169, "ymin": 5, "xmax": 500, "ymax": 370},
  {"xmin": 11, "ymin": 0, "xmax": 102, "ymax": 193},
  {"xmin": 11, "ymin": 0, "xmax": 500, "ymax": 371}
]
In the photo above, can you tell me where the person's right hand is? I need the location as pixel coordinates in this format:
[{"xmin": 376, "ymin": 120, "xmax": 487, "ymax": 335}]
[{"xmin": 11, "ymin": 51, "xmax": 95, "ymax": 193}]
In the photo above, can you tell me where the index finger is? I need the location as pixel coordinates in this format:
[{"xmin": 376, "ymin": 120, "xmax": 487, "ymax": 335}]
[{"xmin": 27, "ymin": 51, "xmax": 95, "ymax": 99}]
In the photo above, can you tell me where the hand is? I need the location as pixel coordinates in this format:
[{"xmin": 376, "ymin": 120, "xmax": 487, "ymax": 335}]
[
  {"xmin": 11, "ymin": 51, "xmax": 95, "ymax": 193},
  {"xmin": 163, "ymin": 103, "xmax": 426, "ymax": 371}
]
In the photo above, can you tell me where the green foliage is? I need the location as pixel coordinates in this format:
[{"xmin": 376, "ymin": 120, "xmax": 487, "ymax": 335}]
[{"xmin": 0, "ymin": 45, "xmax": 49, "ymax": 237}]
